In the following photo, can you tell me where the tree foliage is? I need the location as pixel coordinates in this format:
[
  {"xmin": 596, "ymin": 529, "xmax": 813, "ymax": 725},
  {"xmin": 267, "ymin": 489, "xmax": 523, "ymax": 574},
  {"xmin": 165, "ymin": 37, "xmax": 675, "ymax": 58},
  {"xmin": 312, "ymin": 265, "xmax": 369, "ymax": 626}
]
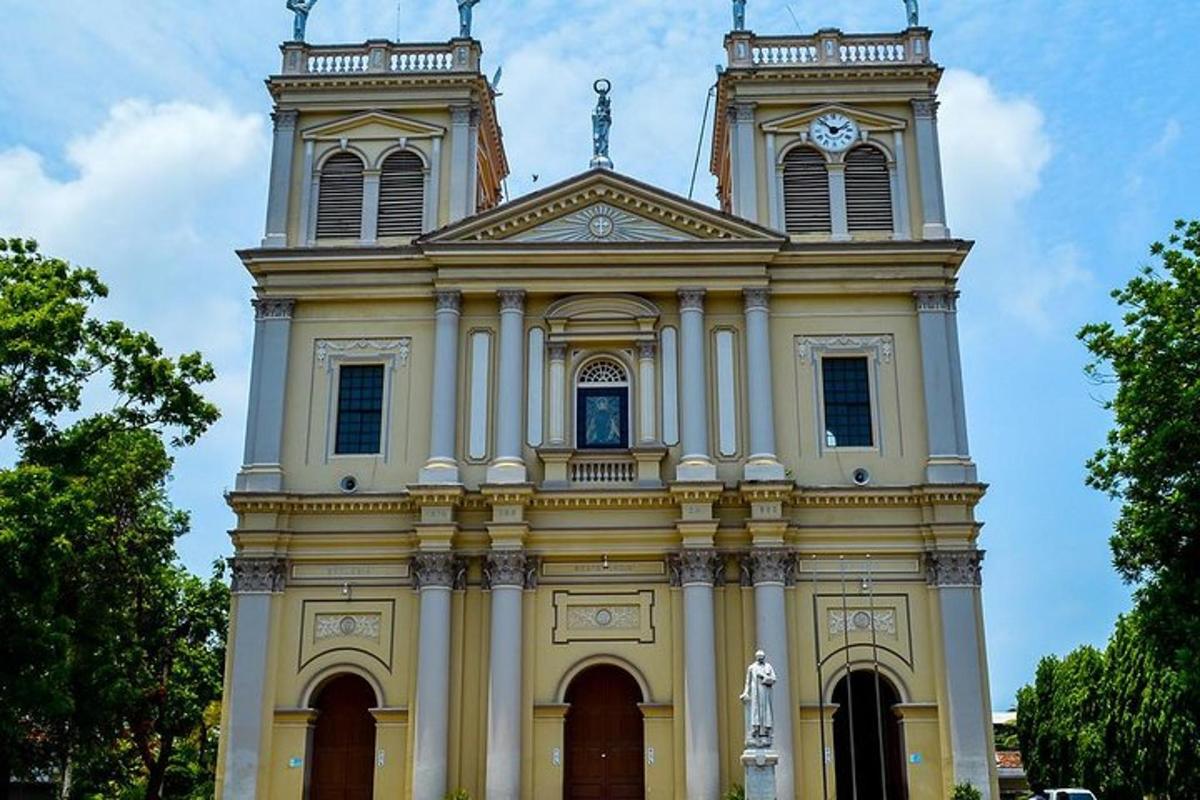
[{"xmin": 0, "ymin": 238, "xmax": 225, "ymax": 799}]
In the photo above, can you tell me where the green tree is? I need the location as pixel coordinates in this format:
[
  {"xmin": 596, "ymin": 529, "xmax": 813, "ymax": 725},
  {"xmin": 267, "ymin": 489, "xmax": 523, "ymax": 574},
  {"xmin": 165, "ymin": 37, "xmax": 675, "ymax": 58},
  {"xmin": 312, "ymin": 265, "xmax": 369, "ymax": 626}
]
[{"xmin": 0, "ymin": 238, "xmax": 222, "ymax": 799}]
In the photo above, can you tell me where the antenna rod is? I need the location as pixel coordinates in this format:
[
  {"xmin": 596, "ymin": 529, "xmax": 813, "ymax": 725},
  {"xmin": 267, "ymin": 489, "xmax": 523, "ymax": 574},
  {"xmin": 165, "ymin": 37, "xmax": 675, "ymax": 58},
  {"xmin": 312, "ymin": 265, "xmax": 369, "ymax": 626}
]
[{"xmin": 688, "ymin": 82, "xmax": 716, "ymax": 200}]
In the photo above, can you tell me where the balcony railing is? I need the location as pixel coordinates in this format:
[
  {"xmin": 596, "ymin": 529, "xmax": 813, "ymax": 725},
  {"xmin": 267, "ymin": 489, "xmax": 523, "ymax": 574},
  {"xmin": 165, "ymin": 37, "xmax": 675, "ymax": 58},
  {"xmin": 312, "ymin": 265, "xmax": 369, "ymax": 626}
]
[
  {"xmin": 280, "ymin": 39, "xmax": 480, "ymax": 76},
  {"xmin": 726, "ymin": 28, "xmax": 932, "ymax": 69},
  {"xmin": 570, "ymin": 453, "xmax": 638, "ymax": 486}
]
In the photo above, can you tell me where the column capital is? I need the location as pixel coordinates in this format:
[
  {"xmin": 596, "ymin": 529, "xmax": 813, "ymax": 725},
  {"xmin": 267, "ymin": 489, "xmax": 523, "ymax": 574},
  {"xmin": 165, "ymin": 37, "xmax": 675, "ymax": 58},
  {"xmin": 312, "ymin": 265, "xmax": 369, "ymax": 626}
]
[
  {"xmin": 412, "ymin": 552, "xmax": 466, "ymax": 590},
  {"xmin": 637, "ymin": 340, "xmax": 657, "ymax": 360},
  {"xmin": 449, "ymin": 103, "xmax": 475, "ymax": 125},
  {"xmin": 914, "ymin": 289, "xmax": 959, "ymax": 313},
  {"xmin": 271, "ymin": 108, "xmax": 300, "ymax": 130},
  {"xmin": 484, "ymin": 551, "xmax": 538, "ymax": 589},
  {"xmin": 912, "ymin": 97, "xmax": 940, "ymax": 119},
  {"xmin": 924, "ymin": 549, "xmax": 985, "ymax": 587},
  {"xmin": 498, "ymin": 288, "xmax": 526, "ymax": 312},
  {"xmin": 435, "ymin": 289, "xmax": 462, "ymax": 313},
  {"xmin": 229, "ymin": 556, "xmax": 288, "ymax": 593},
  {"xmin": 743, "ymin": 548, "xmax": 795, "ymax": 586},
  {"xmin": 252, "ymin": 297, "xmax": 295, "ymax": 321},
  {"xmin": 668, "ymin": 548, "xmax": 723, "ymax": 587},
  {"xmin": 547, "ymin": 341, "xmax": 568, "ymax": 361},
  {"xmin": 743, "ymin": 287, "xmax": 771, "ymax": 312},
  {"xmin": 677, "ymin": 288, "xmax": 707, "ymax": 311},
  {"xmin": 732, "ymin": 101, "xmax": 757, "ymax": 123}
]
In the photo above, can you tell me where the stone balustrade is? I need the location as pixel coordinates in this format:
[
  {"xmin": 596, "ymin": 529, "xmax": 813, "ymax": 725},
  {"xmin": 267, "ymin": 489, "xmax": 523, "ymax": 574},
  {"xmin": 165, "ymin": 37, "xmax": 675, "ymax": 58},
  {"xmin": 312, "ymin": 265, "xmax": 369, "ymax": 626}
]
[
  {"xmin": 726, "ymin": 28, "xmax": 932, "ymax": 69},
  {"xmin": 280, "ymin": 39, "xmax": 480, "ymax": 76},
  {"xmin": 570, "ymin": 453, "xmax": 638, "ymax": 486}
]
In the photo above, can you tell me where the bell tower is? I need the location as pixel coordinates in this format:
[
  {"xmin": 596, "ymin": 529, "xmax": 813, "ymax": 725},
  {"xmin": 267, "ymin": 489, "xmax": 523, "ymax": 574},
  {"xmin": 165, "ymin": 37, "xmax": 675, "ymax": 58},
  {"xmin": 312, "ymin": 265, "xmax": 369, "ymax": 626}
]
[
  {"xmin": 711, "ymin": 23, "xmax": 948, "ymax": 241},
  {"xmin": 258, "ymin": 37, "xmax": 508, "ymax": 249}
]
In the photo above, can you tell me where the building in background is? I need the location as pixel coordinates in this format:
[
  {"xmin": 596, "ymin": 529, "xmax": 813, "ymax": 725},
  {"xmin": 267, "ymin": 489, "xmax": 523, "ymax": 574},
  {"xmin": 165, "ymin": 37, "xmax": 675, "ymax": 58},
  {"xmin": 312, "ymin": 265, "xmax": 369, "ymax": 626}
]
[{"xmin": 215, "ymin": 11, "xmax": 997, "ymax": 800}]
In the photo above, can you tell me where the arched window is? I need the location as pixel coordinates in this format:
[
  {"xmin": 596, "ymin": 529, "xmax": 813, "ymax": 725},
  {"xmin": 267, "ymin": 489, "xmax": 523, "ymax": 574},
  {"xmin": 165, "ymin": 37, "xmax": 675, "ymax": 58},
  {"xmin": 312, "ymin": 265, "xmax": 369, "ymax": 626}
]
[
  {"xmin": 782, "ymin": 146, "xmax": 831, "ymax": 234},
  {"xmin": 845, "ymin": 146, "xmax": 894, "ymax": 232},
  {"xmin": 576, "ymin": 357, "xmax": 630, "ymax": 449},
  {"xmin": 316, "ymin": 151, "xmax": 365, "ymax": 240},
  {"xmin": 832, "ymin": 670, "xmax": 907, "ymax": 800},
  {"xmin": 377, "ymin": 150, "xmax": 425, "ymax": 237}
]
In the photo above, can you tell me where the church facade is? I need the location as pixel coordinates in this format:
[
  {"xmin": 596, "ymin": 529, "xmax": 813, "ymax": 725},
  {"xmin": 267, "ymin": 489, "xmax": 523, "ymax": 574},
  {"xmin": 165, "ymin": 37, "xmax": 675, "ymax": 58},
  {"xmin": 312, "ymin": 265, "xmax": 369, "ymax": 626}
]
[{"xmin": 215, "ymin": 13, "xmax": 998, "ymax": 800}]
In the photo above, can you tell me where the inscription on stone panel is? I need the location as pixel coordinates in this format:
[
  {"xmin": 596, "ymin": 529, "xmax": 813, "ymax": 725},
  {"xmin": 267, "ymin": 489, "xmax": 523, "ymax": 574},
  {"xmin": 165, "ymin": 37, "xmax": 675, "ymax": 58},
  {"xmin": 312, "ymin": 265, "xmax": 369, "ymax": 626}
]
[
  {"xmin": 291, "ymin": 562, "xmax": 409, "ymax": 582},
  {"xmin": 542, "ymin": 560, "xmax": 666, "ymax": 578}
]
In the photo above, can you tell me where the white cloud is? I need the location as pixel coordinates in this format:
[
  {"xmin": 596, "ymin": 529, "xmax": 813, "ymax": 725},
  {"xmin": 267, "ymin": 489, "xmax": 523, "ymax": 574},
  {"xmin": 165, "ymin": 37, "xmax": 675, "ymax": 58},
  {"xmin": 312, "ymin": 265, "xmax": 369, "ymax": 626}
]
[{"xmin": 938, "ymin": 69, "xmax": 1089, "ymax": 333}]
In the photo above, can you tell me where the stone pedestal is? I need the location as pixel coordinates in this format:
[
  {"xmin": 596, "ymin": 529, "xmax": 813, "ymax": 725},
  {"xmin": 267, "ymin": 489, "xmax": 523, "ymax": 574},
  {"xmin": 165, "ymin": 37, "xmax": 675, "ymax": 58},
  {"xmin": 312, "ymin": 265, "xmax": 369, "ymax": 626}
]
[{"xmin": 741, "ymin": 748, "xmax": 779, "ymax": 800}]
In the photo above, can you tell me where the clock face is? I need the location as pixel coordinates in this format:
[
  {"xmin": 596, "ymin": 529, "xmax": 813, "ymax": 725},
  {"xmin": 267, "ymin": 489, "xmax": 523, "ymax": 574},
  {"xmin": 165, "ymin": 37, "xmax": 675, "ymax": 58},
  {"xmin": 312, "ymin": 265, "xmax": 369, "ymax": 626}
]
[{"xmin": 809, "ymin": 113, "xmax": 860, "ymax": 152}]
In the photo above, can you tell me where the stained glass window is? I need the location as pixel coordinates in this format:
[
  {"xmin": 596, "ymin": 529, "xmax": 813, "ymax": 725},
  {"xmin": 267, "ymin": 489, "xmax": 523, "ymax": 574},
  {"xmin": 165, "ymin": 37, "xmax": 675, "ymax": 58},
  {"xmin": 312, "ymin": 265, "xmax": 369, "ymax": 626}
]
[
  {"xmin": 335, "ymin": 364, "xmax": 385, "ymax": 454},
  {"xmin": 822, "ymin": 356, "xmax": 873, "ymax": 447}
]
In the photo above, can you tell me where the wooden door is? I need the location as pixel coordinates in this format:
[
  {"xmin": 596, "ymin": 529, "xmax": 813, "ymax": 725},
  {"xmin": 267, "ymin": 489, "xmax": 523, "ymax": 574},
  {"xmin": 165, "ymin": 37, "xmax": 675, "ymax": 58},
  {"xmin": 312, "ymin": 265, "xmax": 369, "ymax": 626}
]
[
  {"xmin": 310, "ymin": 674, "xmax": 376, "ymax": 800},
  {"xmin": 564, "ymin": 665, "xmax": 645, "ymax": 800}
]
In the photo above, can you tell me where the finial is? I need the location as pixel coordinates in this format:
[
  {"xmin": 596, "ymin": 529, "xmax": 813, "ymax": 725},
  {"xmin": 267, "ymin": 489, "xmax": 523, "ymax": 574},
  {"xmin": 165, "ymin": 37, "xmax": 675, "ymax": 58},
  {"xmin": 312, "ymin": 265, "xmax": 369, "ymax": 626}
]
[
  {"xmin": 457, "ymin": 0, "xmax": 481, "ymax": 38},
  {"xmin": 732, "ymin": 0, "xmax": 747, "ymax": 31},
  {"xmin": 590, "ymin": 79, "xmax": 614, "ymax": 170},
  {"xmin": 286, "ymin": 0, "xmax": 319, "ymax": 42},
  {"xmin": 904, "ymin": 0, "xmax": 920, "ymax": 27}
]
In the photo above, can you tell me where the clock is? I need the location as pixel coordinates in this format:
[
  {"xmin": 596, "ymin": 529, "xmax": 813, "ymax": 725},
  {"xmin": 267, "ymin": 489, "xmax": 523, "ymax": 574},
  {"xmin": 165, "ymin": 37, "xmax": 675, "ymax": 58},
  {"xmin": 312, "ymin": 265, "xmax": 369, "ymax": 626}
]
[{"xmin": 809, "ymin": 113, "xmax": 860, "ymax": 152}]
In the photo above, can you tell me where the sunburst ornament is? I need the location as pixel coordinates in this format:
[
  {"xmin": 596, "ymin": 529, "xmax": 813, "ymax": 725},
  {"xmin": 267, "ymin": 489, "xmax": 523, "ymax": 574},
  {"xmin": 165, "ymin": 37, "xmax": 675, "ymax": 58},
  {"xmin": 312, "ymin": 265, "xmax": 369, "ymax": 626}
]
[{"xmin": 512, "ymin": 203, "xmax": 694, "ymax": 243}]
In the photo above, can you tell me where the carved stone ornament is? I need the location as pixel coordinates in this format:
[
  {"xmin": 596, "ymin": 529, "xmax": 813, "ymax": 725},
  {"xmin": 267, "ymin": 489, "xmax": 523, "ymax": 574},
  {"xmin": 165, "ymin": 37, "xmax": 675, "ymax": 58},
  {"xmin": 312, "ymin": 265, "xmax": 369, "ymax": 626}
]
[
  {"xmin": 914, "ymin": 290, "xmax": 959, "ymax": 313},
  {"xmin": 509, "ymin": 203, "xmax": 695, "ymax": 244},
  {"xmin": 412, "ymin": 552, "xmax": 465, "ymax": 590},
  {"xmin": 795, "ymin": 334, "xmax": 894, "ymax": 364},
  {"xmin": 828, "ymin": 608, "xmax": 897, "ymax": 636},
  {"xmin": 315, "ymin": 613, "xmax": 382, "ymax": 642},
  {"xmin": 498, "ymin": 289, "xmax": 527, "ymax": 313},
  {"xmin": 743, "ymin": 288, "xmax": 770, "ymax": 312},
  {"xmin": 637, "ymin": 341, "xmax": 657, "ymax": 360},
  {"xmin": 484, "ymin": 551, "xmax": 529, "ymax": 589},
  {"xmin": 547, "ymin": 342, "xmax": 569, "ymax": 361},
  {"xmin": 668, "ymin": 549, "xmax": 723, "ymax": 587},
  {"xmin": 272, "ymin": 109, "xmax": 299, "ymax": 131},
  {"xmin": 252, "ymin": 298, "xmax": 296, "ymax": 321},
  {"xmin": 435, "ymin": 290, "xmax": 463, "ymax": 313},
  {"xmin": 678, "ymin": 288, "xmax": 707, "ymax": 312},
  {"xmin": 746, "ymin": 549, "xmax": 795, "ymax": 586},
  {"xmin": 315, "ymin": 338, "xmax": 411, "ymax": 367},
  {"xmin": 912, "ymin": 98, "xmax": 939, "ymax": 119},
  {"xmin": 924, "ymin": 549, "xmax": 985, "ymax": 587},
  {"xmin": 230, "ymin": 556, "xmax": 288, "ymax": 593}
]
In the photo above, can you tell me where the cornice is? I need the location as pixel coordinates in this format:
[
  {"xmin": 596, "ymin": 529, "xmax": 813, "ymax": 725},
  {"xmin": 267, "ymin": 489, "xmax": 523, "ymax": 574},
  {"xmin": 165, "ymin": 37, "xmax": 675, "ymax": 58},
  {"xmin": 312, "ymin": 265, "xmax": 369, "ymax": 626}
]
[{"xmin": 227, "ymin": 492, "xmax": 415, "ymax": 515}]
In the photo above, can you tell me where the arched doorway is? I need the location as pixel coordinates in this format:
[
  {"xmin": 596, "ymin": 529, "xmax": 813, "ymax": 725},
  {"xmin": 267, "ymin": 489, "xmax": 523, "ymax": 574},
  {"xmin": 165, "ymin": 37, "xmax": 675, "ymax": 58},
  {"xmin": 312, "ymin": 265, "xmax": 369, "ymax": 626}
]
[
  {"xmin": 309, "ymin": 674, "xmax": 377, "ymax": 800},
  {"xmin": 832, "ymin": 670, "xmax": 907, "ymax": 800},
  {"xmin": 563, "ymin": 664, "xmax": 645, "ymax": 800}
]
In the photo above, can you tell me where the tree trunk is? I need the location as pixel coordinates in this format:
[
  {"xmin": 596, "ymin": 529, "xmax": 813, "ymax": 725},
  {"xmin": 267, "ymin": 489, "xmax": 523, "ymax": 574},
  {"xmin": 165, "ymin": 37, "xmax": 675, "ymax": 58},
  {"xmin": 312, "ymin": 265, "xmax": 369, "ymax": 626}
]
[
  {"xmin": 144, "ymin": 736, "xmax": 173, "ymax": 800},
  {"xmin": 58, "ymin": 753, "xmax": 73, "ymax": 800},
  {"xmin": 0, "ymin": 745, "xmax": 11, "ymax": 800}
]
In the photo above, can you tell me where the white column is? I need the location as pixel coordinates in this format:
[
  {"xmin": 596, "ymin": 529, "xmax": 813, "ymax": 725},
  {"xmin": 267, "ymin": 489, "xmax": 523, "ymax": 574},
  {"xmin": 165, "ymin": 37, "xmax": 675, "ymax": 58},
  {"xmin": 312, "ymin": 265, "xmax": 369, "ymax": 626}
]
[
  {"xmin": 221, "ymin": 558, "xmax": 286, "ymax": 800},
  {"xmin": 892, "ymin": 130, "xmax": 912, "ymax": 240},
  {"xmin": 419, "ymin": 291, "xmax": 462, "ymax": 484},
  {"xmin": 676, "ymin": 289, "xmax": 716, "ymax": 481},
  {"xmin": 237, "ymin": 298, "xmax": 294, "ymax": 492},
  {"xmin": 915, "ymin": 290, "xmax": 976, "ymax": 483},
  {"xmin": 731, "ymin": 102, "xmax": 759, "ymax": 223},
  {"xmin": 485, "ymin": 552, "xmax": 527, "ymax": 800},
  {"xmin": 748, "ymin": 550, "xmax": 795, "ymax": 800},
  {"xmin": 424, "ymin": 136, "xmax": 442, "ymax": 232},
  {"xmin": 913, "ymin": 98, "xmax": 949, "ymax": 239},
  {"xmin": 262, "ymin": 109, "xmax": 298, "ymax": 247},
  {"xmin": 448, "ymin": 105, "xmax": 473, "ymax": 223},
  {"xmin": 675, "ymin": 550, "xmax": 721, "ymax": 800},
  {"xmin": 765, "ymin": 132, "xmax": 783, "ymax": 232},
  {"xmin": 637, "ymin": 341, "xmax": 658, "ymax": 444},
  {"xmin": 828, "ymin": 163, "xmax": 850, "ymax": 240},
  {"xmin": 547, "ymin": 343, "xmax": 567, "ymax": 446},
  {"xmin": 927, "ymin": 551, "xmax": 993, "ymax": 800},
  {"xmin": 742, "ymin": 289, "xmax": 785, "ymax": 481},
  {"xmin": 361, "ymin": 169, "xmax": 381, "ymax": 244},
  {"xmin": 412, "ymin": 553, "xmax": 458, "ymax": 800},
  {"xmin": 487, "ymin": 289, "xmax": 528, "ymax": 484},
  {"xmin": 297, "ymin": 140, "xmax": 316, "ymax": 246}
]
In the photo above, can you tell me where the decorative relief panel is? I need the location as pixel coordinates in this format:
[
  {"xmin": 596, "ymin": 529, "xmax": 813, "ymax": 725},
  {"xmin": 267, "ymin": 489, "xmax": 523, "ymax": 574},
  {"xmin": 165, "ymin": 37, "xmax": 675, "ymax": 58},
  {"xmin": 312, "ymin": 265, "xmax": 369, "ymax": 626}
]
[
  {"xmin": 794, "ymin": 334, "xmax": 894, "ymax": 364},
  {"xmin": 315, "ymin": 337, "xmax": 411, "ymax": 368},
  {"xmin": 510, "ymin": 203, "xmax": 696, "ymax": 243},
  {"xmin": 813, "ymin": 593, "xmax": 913, "ymax": 668},
  {"xmin": 827, "ymin": 608, "xmax": 897, "ymax": 636},
  {"xmin": 552, "ymin": 590, "xmax": 656, "ymax": 644},
  {"xmin": 300, "ymin": 599, "xmax": 395, "ymax": 671}
]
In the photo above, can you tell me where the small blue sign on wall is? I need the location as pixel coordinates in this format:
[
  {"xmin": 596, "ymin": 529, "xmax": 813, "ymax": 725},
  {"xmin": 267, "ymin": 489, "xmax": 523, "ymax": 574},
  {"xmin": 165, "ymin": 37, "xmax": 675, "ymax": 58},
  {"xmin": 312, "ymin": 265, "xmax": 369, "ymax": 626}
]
[
  {"xmin": 909, "ymin": 753, "xmax": 923, "ymax": 764},
  {"xmin": 288, "ymin": 757, "xmax": 303, "ymax": 769}
]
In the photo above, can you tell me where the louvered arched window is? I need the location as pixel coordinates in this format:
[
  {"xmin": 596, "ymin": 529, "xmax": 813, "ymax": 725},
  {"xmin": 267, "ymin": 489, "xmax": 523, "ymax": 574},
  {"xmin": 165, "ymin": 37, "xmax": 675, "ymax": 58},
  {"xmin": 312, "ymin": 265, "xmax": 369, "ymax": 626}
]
[
  {"xmin": 845, "ymin": 146, "xmax": 893, "ymax": 232},
  {"xmin": 316, "ymin": 152, "xmax": 365, "ymax": 240},
  {"xmin": 782, "ymin": 147, "xmax": 831, "ymax": 234},
  {"xmin": 377, "ymin": 150, "xmax": 425, "ymax": 237}
]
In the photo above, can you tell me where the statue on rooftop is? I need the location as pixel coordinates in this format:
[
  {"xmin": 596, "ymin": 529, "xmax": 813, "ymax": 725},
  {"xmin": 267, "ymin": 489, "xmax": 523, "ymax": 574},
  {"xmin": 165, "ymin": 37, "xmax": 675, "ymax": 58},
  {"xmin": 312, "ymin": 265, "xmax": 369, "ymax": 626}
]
[
  {"xmin": 286, "ymin": 0, "xmax": 318, "ymax": 42},
  {"xmin": 732, "ymin": 0, "xmax": 747, "ymax": 31},
  {"xmin": 904, "ymin": 0, "xmax": 920, "ymax": 27},
  {"xmin": 590, "ymin": 79, "xmax": 613, "ymax": 170},
  {"xmin": 458, "ymin": 0, "xmax": 481, "ymax": 38},
  {"xmin": 740, "ymin": 650, "xmax": 776, "ymax": 747}
]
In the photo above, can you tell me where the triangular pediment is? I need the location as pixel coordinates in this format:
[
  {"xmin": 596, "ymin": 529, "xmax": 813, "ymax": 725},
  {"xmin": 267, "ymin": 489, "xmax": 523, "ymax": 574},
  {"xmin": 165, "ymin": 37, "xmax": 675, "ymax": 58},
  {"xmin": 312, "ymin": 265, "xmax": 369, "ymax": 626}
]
[
  {"xmin": 302, "ymin": 110, "xmax": 445, "ymax": 141},
  {"xmin": 421, "ymin": 169, "xmax": 784, "ymax": 244},
  {"xmin": 762, "ymin": 104, "xmax": 907, "ymax": 134}
]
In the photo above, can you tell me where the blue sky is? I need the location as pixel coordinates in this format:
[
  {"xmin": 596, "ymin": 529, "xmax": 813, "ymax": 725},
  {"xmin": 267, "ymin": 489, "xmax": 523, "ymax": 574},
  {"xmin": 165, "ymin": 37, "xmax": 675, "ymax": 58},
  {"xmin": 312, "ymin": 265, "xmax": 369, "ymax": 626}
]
[{"xmin": 1, "ymin": 1, "xmax": 1197, "ymax": 709}]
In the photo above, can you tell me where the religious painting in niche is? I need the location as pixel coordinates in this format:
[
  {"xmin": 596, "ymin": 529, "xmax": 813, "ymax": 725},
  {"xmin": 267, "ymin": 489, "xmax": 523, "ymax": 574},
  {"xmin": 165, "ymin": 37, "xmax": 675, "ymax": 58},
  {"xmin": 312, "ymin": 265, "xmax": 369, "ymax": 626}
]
[{"xmin": 577, "ymin": 388, "xmax": 628, "ymax": 449}]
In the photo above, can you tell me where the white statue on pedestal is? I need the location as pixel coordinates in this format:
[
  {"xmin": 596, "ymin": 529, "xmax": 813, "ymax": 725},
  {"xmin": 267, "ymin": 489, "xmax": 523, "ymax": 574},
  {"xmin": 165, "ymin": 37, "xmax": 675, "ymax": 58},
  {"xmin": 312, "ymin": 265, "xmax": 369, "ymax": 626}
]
[{"xmin": 740, "ymin": 649, "xmax": 776, "ymax": 747}]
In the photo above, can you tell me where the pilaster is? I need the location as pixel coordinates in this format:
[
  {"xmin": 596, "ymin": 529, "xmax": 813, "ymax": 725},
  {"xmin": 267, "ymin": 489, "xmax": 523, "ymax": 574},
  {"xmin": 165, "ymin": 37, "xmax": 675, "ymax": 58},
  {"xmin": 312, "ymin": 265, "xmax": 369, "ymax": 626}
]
[
  {"xmin": 237, "ymin": 298, "xmax": 296, "ymax": 492},
  {"xmin": 742, "ymin": 288, "xmax": 786, "ymax": 481},
  {"xmin": 913, "ymin": 98, "xmax": 950, "ymax": 239},
  {"xmin": 420, "ymin": 290, "xmax": 463, "ymax": 485},
  {"xmin": 676, "ymin": 289, "xmax": 716, "ymax": 482},
  {"xmin": 915, "ymin": 290, "xmax": 977, "ymax": 483},
  {"xmin": 263, "ymin": 109, "xmax": 299, "ymax": 247},
  {"xmin": 488, "ymin": 289, "xmax": 529, "ymax": 484}
]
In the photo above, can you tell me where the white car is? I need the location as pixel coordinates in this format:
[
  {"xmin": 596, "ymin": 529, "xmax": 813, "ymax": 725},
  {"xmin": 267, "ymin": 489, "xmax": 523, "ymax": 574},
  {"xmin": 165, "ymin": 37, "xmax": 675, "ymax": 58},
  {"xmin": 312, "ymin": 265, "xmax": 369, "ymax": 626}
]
[{"xmin": 1033, "ymin": 791, "xmax": 1098, "ymax": 800}]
